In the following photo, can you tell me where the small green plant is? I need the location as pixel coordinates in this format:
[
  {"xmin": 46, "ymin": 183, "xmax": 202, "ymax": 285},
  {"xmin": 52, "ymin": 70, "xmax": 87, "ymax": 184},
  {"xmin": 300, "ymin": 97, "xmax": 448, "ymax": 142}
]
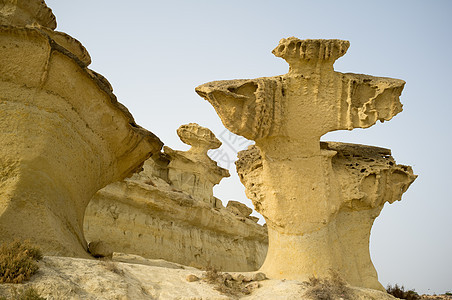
[
  {"xmin": 0, "ymin": 240, "xmax": 43, "ymax": 284},
  {"xmin": 386, "ymin": 284, "xmax": 419, "ymax": 300},
  {"xmin": 445, "ymin": 291, "xmax": 452, "ymax": 295}
]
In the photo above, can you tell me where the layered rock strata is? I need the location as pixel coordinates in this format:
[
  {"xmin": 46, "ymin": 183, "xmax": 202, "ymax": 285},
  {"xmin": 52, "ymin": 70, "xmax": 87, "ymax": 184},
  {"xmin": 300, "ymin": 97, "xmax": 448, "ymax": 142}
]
[
  {"xmin": 85, "ymin": 124, "xmax": 267, "ymax": 271},
  {"xmin": 0, "ymin": 0, "xmax": 162, "ymax": 257},
  {"xmin": 196, "ymin": 37, "xmax": 417, "ymax": 290}
]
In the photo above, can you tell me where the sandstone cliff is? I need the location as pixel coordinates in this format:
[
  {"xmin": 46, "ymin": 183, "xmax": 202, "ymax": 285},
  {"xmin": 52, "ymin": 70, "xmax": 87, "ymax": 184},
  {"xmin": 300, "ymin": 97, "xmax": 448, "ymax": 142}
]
[{"xmin": 0, "ymin": 0, "xmax": 162, "ymax": 257}]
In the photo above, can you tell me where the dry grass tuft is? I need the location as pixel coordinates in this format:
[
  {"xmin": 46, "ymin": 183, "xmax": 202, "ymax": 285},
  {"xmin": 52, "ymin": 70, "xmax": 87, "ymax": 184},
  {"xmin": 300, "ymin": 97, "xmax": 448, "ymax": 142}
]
[
  {"xmin": 303, "ymin": 271, "xmax": 350, "ymax": 300},
  {"xmin": 0, "ymin": 240, "xmax": 43, "ymax": 284},
  {"xmin": 387, "ymin": 284, "xmax": 420, "ymax": 300}
]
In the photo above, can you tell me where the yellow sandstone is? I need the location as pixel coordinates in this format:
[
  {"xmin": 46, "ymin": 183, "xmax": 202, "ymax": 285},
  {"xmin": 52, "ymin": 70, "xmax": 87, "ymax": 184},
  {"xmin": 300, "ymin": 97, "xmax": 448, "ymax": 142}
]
[
  {"xmin": 84, "ymin": 124, "xmax": 268, "ymax": 271},
  {"xmin": 0, "ymin": 0, "xmax": 162, "ymax": 257},
  {"xmin": 196, "ymin": 37, "xmax": 417, "ymax": 290}
]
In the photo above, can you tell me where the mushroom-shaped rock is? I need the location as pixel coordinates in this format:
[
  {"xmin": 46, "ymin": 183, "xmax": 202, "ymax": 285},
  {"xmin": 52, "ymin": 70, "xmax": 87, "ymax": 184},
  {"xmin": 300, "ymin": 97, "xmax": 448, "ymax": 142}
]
[
  {"xmin": 226, "ymin": 200, "xmax": 253, "ymax": 218},
  {"xmin": 164, "ymin": 123, "xmax": 229, "ymax": 206},
  {"xmin": 177, "ymin": 123, "xmax": 222, "ymax": 159},
  {"xmin": 196, "ymin": 38, "xmax": 405, "ymax": 147},
  {"xmin": 0, "ymin": 1, "xmax": 163, "ymax": 257},
  {"xmin": 196, "ymin": 37, "xmax": 416, "ymax": 291}
]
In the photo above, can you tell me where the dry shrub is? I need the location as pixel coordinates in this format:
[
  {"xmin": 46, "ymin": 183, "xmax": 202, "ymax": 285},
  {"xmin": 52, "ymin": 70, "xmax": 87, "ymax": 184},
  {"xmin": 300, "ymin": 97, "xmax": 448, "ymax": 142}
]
[
  {"xmin": 387, "ymin": 284, "xmax": 420, "ymax": 300},
  {"xmin": 0, "ymin": 240, "xmax": 43, "ymax": 284},
  {"xmin": 202, "ymin": 267, "xmax": 251, "ymax": 299},
  {"xmin": 303, "ymin": 272, "xmax": 350, "ymax": 300}
]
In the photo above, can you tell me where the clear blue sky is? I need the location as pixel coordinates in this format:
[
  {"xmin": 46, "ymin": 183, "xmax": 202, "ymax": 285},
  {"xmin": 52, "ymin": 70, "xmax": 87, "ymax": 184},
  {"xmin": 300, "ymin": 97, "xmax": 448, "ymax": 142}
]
[{"xmin": 45, "ymin": 0, "xmax": 452, "ymax": 294}]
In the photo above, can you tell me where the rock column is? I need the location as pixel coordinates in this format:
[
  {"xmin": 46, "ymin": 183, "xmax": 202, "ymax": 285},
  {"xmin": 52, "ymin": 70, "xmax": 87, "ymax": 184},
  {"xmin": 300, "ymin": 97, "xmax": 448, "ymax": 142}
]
[
  {"xmin": 164, "ymin": 123, "xmax": 230, "ymax": 206},
  {"xmin": 196, "ymin": 37, "xmax": 416, "ymax": 290}
]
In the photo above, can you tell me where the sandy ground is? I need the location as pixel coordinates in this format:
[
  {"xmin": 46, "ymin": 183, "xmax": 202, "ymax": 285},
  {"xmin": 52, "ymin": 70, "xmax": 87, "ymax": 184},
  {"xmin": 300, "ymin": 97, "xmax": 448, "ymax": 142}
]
[{"xmin": 0, "ymin": 254, "xmax": 446, "ymax": 299}]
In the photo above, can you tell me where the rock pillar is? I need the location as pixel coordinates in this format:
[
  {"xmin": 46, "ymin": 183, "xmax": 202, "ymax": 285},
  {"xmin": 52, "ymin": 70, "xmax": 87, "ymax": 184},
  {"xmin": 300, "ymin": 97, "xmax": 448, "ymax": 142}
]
[
  {"xmin": 164, "ymin": 123, "xmax": 230, "ymax": 206},
  {"xmin": 196, "ymin": 37, "xmax": 416, "ymax": 290}
]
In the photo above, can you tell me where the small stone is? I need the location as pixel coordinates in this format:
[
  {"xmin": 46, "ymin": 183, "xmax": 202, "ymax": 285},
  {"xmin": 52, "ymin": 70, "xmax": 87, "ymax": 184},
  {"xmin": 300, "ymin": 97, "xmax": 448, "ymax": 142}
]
[
  {"xmin": 231, "ymin": 273, "xmax": 245, "ymax": 283},
  {"xmin": 88, "ymin": 241, "xmax": 113, "ymax": 258},
  {"xmin": 244, "ymin": 281, "xmax": 261, "ymax": 293},
  {"xmin": 186, "ymin": 274, "xmax": 200, "ymax": 282},
  {"xmin": 252, "ymin": 272, "xmax": 267, "ymax": 281},
  {"xmin": 223, "ymin": 273, "xmax": 233, "ymax": 281}
]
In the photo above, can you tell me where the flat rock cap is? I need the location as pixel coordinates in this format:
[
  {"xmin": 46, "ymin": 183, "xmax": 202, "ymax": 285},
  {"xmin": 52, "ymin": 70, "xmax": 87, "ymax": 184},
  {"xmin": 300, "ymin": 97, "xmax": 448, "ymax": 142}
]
[{"xmin": 177, "ymin": 123, "xmax": 222, "ymax": 150}]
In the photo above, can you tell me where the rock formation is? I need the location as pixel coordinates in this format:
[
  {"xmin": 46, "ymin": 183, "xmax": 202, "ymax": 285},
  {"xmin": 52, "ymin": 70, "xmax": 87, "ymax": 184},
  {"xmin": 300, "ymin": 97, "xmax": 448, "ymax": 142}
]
[
  {"xmin": 84, "ymin": 124, "xmax": 268, "ymax": 271},
  {"xmin": 0, "ymin": 0, "xmax": 162, "ymax": 257},
  {"xmin": 164, "ymin": 123, "xmax": 230, "ymax": 206},
  {"xmin": 196, "ymin": 37, "xmax": 417, "ymax": 290}
]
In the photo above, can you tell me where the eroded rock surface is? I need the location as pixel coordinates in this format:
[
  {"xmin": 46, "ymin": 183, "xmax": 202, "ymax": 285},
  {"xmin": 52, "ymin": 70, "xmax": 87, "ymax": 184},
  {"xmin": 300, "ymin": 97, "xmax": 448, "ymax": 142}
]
[
  {"xmin": 0, "ymin": 0, "xmax": 56, "ymax": 29},
  {"xmin": 236, "ymin": 142, "xmax": 416, "ymax": 290},
  {"xmin": 196, "ymin": 37, "xmax": 417, "ymax": 290},
  {"xmin": 164, "ymin": 123, "xmax": 230, "ymax": 206},
  {"xmin": 85, "ymin": 124, "xmax": 267, "ymax": 271},
  {"xmin": 0, "ymin": 1, "xmax": 162, "ymax": 257}
]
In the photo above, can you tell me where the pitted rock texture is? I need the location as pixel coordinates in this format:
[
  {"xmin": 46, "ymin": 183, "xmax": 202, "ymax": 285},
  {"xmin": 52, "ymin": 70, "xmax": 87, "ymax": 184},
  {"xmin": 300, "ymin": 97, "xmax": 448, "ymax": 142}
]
[
  {"xmin": 177, "ymin": 122, "xmax": 222, "ymax": 150},
  {"xmin": 84, "ymin": 154, "xmax": 267, "ymax": 272},
  {"xmin": 0, "ymin": 0, "xmax": 56, "ymax": 29},
  {"xmin": 164, "ymin": 123, "xmax": 230, "ymax": 206},
  {"xmin": 236, "ymin": 142, "xmax": 416, "ymax": 290},
  {"xmin": 196, "ymin": 37, "xmax": 416, "ymax": 290},
  {"xmin": 196, "ymin": 39, "xmax": 404, "ymax": 143},
  {"xmin": 0, "ymin": 1, "xmax": 162, "ymax": 257}
]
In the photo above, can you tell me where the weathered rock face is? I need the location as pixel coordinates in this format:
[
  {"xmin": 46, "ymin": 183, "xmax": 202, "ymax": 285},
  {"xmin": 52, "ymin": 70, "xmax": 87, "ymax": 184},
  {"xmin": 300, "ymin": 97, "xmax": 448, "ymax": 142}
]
[
  {"xmin": 236, "ymin": 143, "xmax": 416, "ymax": 290},
  {"xmin": 0, "ymin": 0, "xmax": 56, "ymax": 29},
  {"xmin": 164, "ymin": 123, "xmax": 230, "ymax": 206},
  {"xmin": 196, "ymin": 37, "xmax": 417, "ymax": 290},
  {"xmin": 85, "ymin": 124, "xmax": 267, "ymax": 271},
  {"xmin": 0, "ymin": 0, "xmax": 162, "ymax": 257}
]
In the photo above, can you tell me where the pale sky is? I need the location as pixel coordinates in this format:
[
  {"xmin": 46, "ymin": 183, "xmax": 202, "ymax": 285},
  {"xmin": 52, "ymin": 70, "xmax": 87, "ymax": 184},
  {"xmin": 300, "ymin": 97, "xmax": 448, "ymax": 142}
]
[{"xmin": 45, "ymin": 0, "xmax": 452, "ymax": 295}]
